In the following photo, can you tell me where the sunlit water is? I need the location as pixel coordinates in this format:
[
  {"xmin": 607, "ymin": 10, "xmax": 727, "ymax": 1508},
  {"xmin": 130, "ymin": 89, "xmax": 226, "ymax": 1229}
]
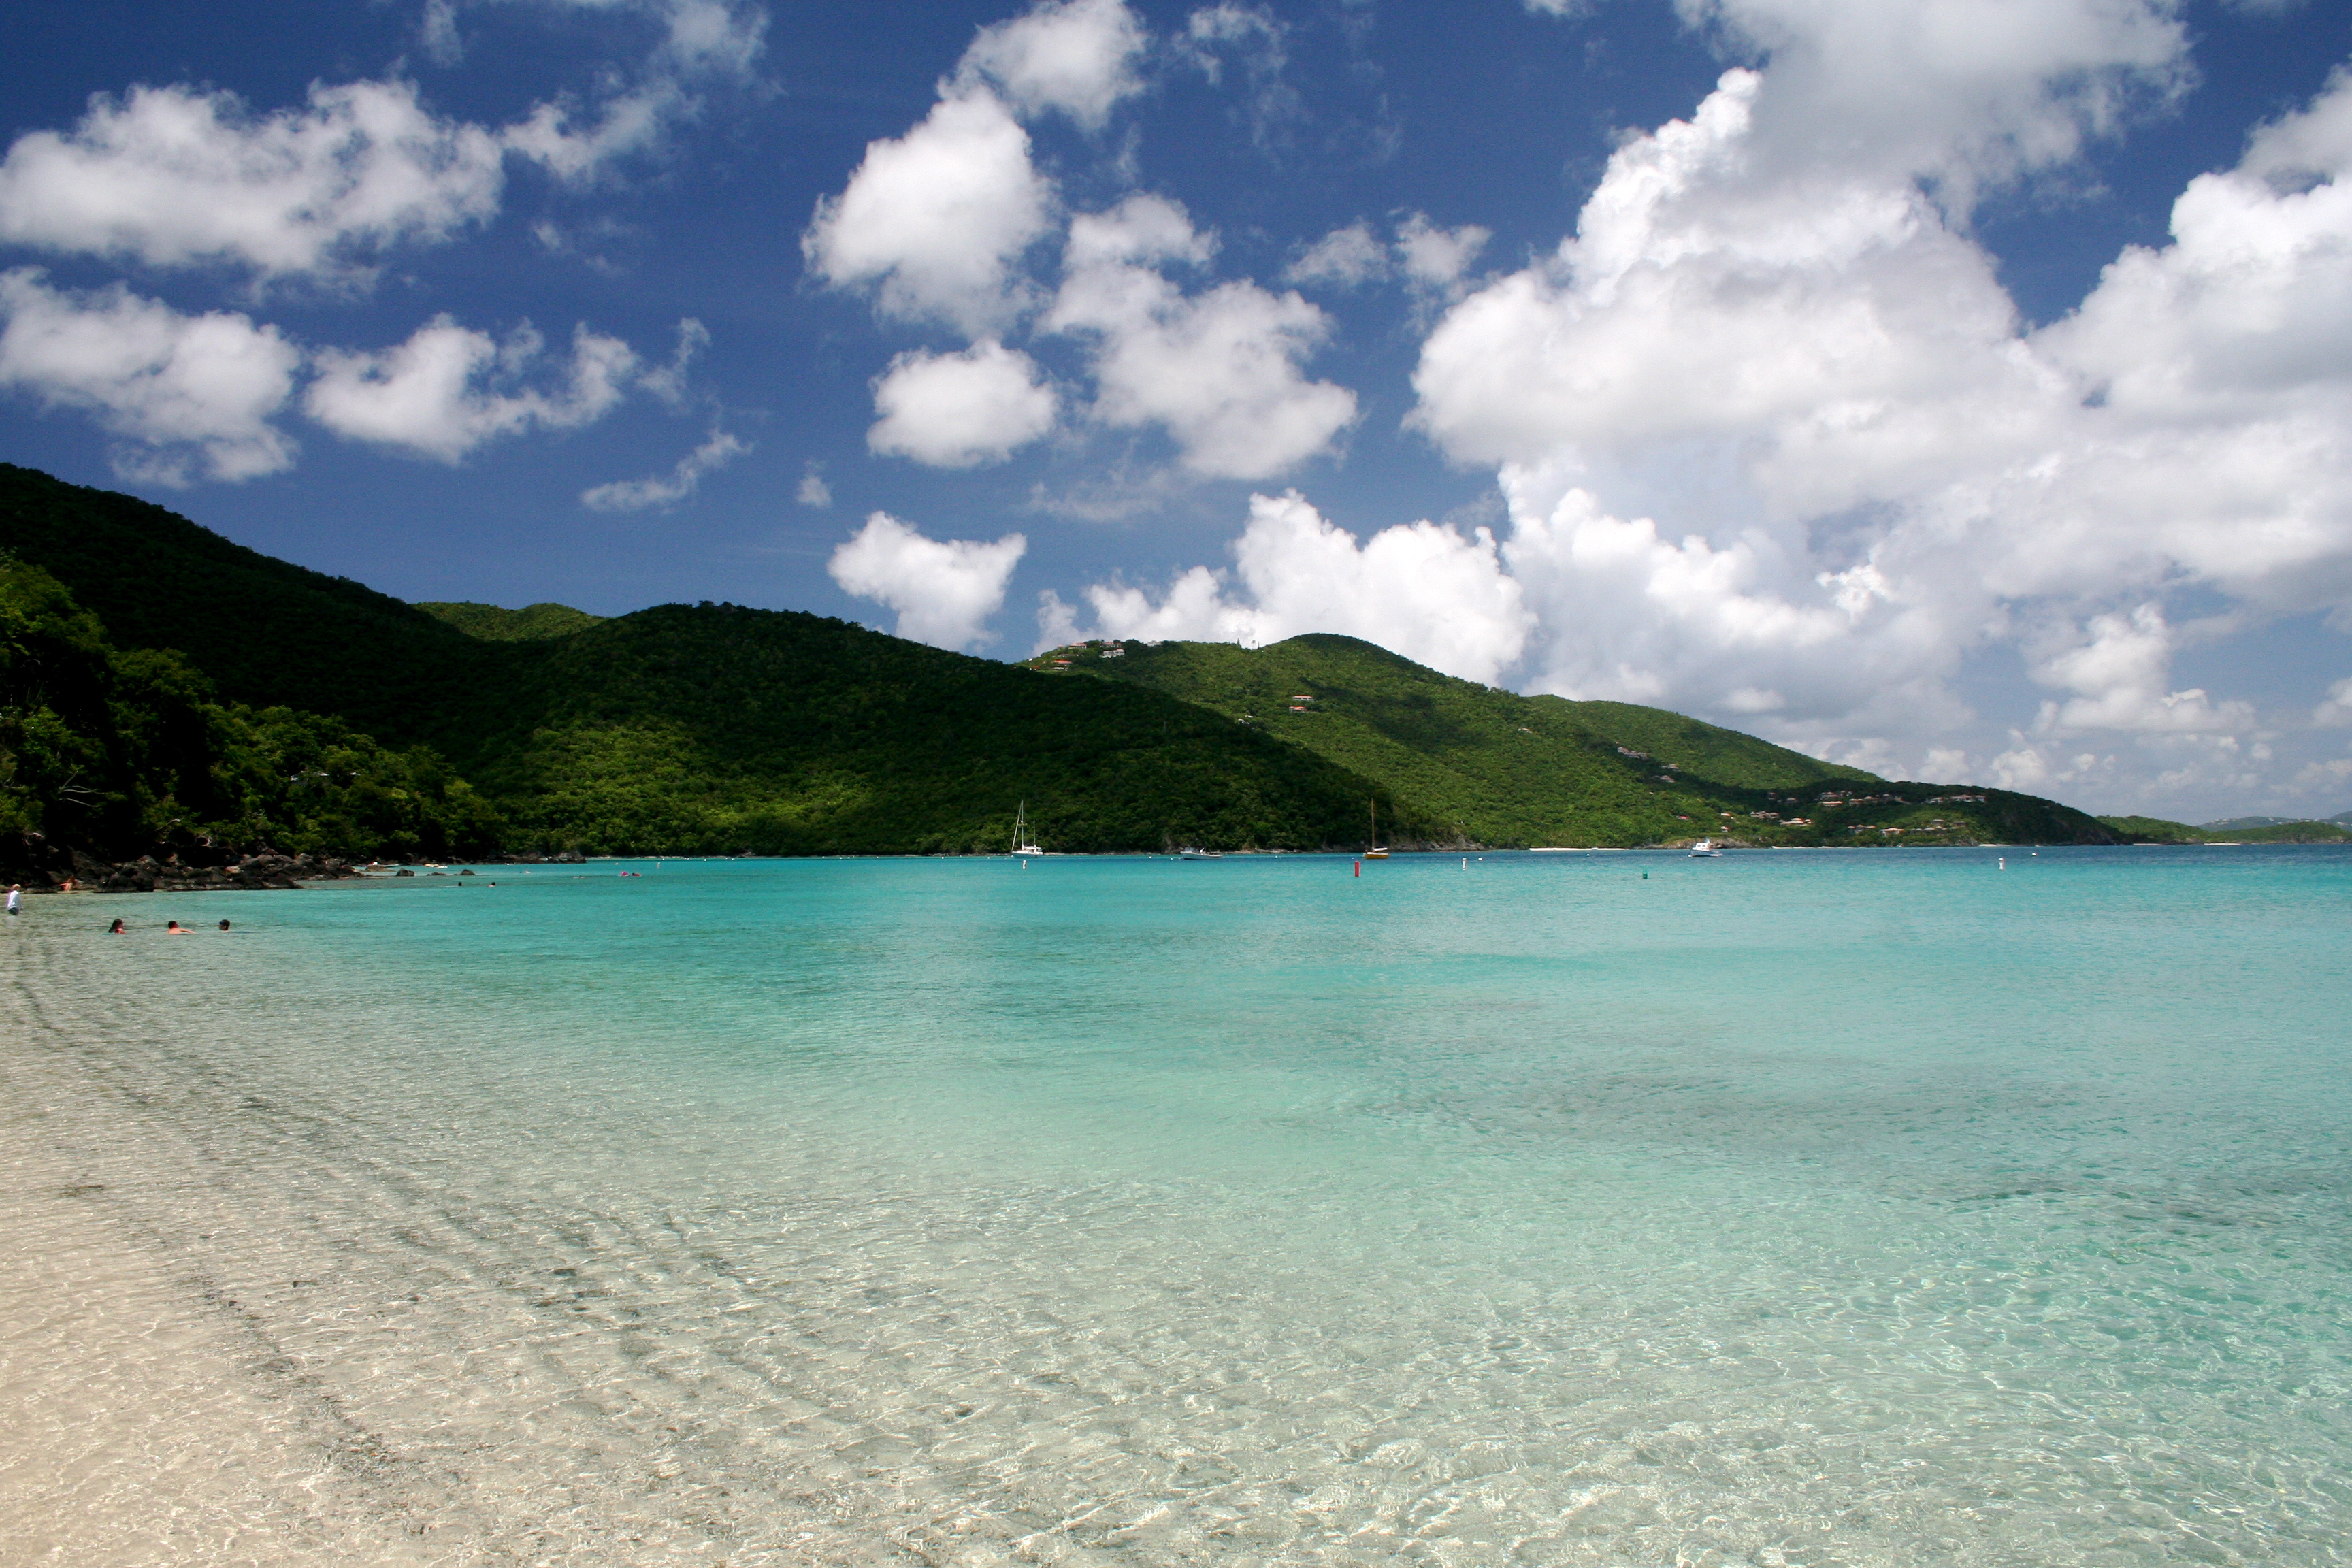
[{"xmin": 3, "ymin": 847, "xmax": 2348, "ymax": 1566}]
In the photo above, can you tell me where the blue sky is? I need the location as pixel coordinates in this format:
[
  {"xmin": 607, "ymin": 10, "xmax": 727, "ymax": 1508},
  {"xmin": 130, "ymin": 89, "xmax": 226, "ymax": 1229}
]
[{"xmin": 1, "ymin": 0, "xmax": 2349, "ymax": 819}]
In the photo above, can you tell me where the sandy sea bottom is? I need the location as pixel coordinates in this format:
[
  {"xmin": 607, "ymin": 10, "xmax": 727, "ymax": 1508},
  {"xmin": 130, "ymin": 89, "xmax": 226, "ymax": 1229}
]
[{"xmin": 2, "ymin": 847, "xmax": 2348, "ymax": 1566}]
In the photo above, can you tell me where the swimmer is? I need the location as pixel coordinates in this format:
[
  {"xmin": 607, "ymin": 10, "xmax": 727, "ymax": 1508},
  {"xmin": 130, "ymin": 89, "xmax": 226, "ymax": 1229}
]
[
  {"xmin": 218, "ymin": 919, "xmax": 231, "ymax": 931},
  {"xmin": 167, "ymin": 920, "xmax": 186, "ymax": 934},
  {"xmin": 108, "ymin": 917, "xmax": 125, "ymax": 934}
]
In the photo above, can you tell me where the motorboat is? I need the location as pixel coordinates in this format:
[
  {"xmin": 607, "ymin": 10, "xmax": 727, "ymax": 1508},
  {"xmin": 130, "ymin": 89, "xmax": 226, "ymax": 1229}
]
[{"xmin": 1688, "ymin": 838, "xmax": 1722, "ymax": 858}]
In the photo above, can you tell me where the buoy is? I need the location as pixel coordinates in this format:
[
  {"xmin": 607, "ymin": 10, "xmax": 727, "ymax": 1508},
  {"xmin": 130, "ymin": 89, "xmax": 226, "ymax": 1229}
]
[{"xmin": 1354, "ymin": 860, "xmax": 1360, "ymax": 877}]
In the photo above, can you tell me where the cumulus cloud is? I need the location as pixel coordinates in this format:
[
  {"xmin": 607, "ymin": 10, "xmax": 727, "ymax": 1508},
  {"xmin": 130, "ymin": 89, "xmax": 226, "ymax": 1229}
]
[
  {"xmin": 802, "ymin": 89, "xmax": 1053, "ymax": 333},
  {"xmin": 1285, "ymin": 222, "xmax": 1386, "ymax": 289},
  {"xmin": 1399, "ymin": 7, "xmax": 2352, "ymax": 805},
  {"xmin": 868, "ymin": 339, "xmax": 1056, "ymax": 467},
  {"xmin": 796, "ymin": 461, "xmax": 832, "ymax": 508},
  {"xmin": 0, "ymin": 81, "xmax": 505, "ymax": 282},
  {"xmin": 0, "ymin": 270, "xmax": 299, "ymax": 483},
  {"xmin": 2027, "ymin": 605, "xmax": 2255, "ymax": 736},
  {"xmin": 1045, "ymin": 195, "xmax": 1356, "ymax": 478},
  {"xmin": 2313, "ymin": 676, "xmax": 2352, "ymax": 728},
  {"xmin": 1044, "ymin": 491, "xmax": 1532, "ymax": 683},
  {"xmin": 579, "ymin": 427, "xmax": 747, "ymax": 511},
  {"xmin": 828, "ymin": 511, "xmax": 1026, "ymax": 649},
  {"xmin": 1394, "ymin": 212, "xmax": 1490, "ymax": 296},
  {"xmin": 306, "ymin": 315, "xmax": 640, "ymax": 461},
  {"xmin": 957, "ymin": 0, "xmax": 1147, "ymax": 130}
]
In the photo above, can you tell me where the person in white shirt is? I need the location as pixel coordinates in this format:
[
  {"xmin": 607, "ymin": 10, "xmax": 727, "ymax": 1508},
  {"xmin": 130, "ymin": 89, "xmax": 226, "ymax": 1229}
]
[{"xmin": 5, "ymin": 885, "xmax": 19, "ymax": 915}]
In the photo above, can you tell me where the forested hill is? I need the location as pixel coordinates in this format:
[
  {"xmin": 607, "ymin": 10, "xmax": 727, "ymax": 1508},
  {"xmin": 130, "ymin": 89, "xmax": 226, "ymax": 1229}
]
[
  {"xmin": 0, "ymin": 463, "xmax": 497, "ymax": 745},
  {"xmin": 0, "ymin": 467, "xmax": 1392, "ymax": 854},
  {"xmin": 1, "ymin": 465, "xmax": 2123, "ymax": 857},
  {"xmin": 1039, "ymin": 634, "xmax": 2121, "ymax": 849}
]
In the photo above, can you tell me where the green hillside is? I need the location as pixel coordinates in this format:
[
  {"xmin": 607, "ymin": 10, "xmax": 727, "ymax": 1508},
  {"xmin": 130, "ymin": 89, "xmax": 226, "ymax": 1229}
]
[
  {"xmin": 0, "ymin": 468, "xmax": 1392, "ymax": 855},
  {"xmin": 1046, "ymin": 634, "xmax": 2119, "ymax": 848},
  {"xmin": 453, "ymin": 606, "xmax": 1392, "ymax": 855},
  {"xmin": 0, "ymin": 466, "xmax": 2128, "ymax": 860},
  {"xmin": 0, "ymin": 559, "xmax": 500, "ymax": 865},
  {"xmin": 419, "ymin": 601, "xmax": 608, "ymax": 641},
  {"xmin": 0, "ymin": 463, "xmax": 499, "ymax": 746},
  {"xmin": 2103, "ymin": 814, "xmax": 2352, "ymax": 845}
]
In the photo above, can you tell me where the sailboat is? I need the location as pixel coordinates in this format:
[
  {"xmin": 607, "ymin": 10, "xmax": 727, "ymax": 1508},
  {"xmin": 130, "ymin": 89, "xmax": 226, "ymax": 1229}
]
[
  {"xmin": 1365, "ymin": 800, "xmax": 1390, "ymax": 859},
  {"xmin": 1011, "ymin": 801, "xmax": 1044, "ymax": 857}
]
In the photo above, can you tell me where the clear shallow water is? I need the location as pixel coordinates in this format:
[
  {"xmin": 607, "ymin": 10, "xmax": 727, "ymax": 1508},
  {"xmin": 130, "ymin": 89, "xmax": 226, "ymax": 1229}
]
[{"xmin": 3, "ymin": 847, "xmax": 2348, "ymax": 1565}]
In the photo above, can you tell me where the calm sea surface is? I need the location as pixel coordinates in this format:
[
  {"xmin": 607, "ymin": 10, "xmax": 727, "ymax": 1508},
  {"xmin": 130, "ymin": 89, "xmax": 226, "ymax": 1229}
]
[{"xmin": 2, "ymin": 847, "xmax": 2347, "ymax": 1565}]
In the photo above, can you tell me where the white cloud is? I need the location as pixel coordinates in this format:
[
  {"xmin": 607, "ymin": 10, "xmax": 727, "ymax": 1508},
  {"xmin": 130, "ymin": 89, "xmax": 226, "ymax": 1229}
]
[
  {"xmin": 802, "ymin": 89, "xmax": 1053, "ymax": 334},
  {"xmin": 957, "ymin": 0, "xmax": 1147, "ymax": 130},
  {"xmin": 1397, "ymin": 11, "xmax": 2352, "ymax": 812},
  {"xmin": 1285, "ymin": 222, "xmax": 1386, "ymax": 289},
  {"xmin": 579, "ymin": 427, "xmax": 747, "ymax": 511},
  {"xmin": 1045, "ymin": 195, "xmax": 1356, "ymax": 478},
  {"xmin": 1394, "ymin": 212, "xmax": 1490, "ymax": 295},
  {"xmin": 1176, "ymin": 4, "xmax": 1301, "ymax": 146},
  {"xmin": 1049, "ymin": 490, "xmax": 1533, "ymax": 683},
  {"xmin": 868, "ymin": 339, "xmax": 1056, "ymax": 467},
  {"xmin": 636, "ymin": 317, "xmax": 710, "ymax": 408},
  {"xmin": 1683, "ymin": 0, "xmax": 2191, "ymax": 206},
  {"xmin": 2313, "ymin": 676, "xmax": 2352, "ymax": 728},
  {"xmin": 0, "ymin": 270, "xmax": 299, "ymax": 483},
  {"xmin": 0, "ymin": 81, "xmax": 505, "ymax": 282},
  {"xmin": 797, "ymin": 461, "xmax": 832, "ymax": 508},
  {"xmin": 2026, "ymin": 604, "xmax": 2255, "ymax": 735},
  {"xmin": 425, "ymin": 0, "xmax": 769, "ymax": 79},
  {"xmin": 306, "ymin": 315, "xmax": 640, "ymax": 461},
  {"xmin": 502, "ymin": 85, "xmax": 681, "ymax": 184},
  {"xmin": 828, "ymin": 512, "xmax": 1026, "ymax": 649}
]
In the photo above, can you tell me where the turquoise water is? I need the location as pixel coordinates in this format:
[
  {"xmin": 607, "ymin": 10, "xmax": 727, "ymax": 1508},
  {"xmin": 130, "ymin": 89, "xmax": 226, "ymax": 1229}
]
[{"xmin": 3, "ymin": 847, "xmax": 2349, "ymax": 1565}]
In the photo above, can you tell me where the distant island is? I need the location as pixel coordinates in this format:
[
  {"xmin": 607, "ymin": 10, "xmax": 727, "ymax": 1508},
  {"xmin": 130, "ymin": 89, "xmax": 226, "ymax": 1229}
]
[
  {"xmin": 2097, "ymin": 814, "xmax": 2352, "ymax": 845},
  {"xmin": 2, "ymin": 462, "xmax": 2133, "ymax": 883}
]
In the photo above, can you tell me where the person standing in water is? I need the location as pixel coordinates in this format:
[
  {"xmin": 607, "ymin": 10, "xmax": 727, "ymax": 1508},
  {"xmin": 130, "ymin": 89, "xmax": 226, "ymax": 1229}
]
[
  {"xmin": 166, "ymin": 920, "xmax": 186, "ymax": 934},
  {"xmin": 5, "ymin": 885, "xmax": 19, "ymax": 915}
]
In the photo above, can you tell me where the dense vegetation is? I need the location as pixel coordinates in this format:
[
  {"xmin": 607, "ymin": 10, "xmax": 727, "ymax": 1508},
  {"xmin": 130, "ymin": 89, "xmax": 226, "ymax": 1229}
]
[
  {"xmin": 464, "ymin": 604, "xmax": 1395, "ymax": 854},
  {"xmin": 0, "ymin": 463, "xmax": 497, "ymax": 745},
  {"xmin": 2, "ymin": 463, "xmax": 2135, "ymax": 859},
  {"xmin": 2100, "ymin": 814, "xmax": 2352, "ymax": 845},
  {"xmin": 0, "ymin": 559, "xmax": 502, "ymax": 864},
  {"xmin": 419, "ymin": 601, "xmax": 608, "ymax": 641},
  {"xmin": 1049, "ymin": 634, "xmax": 2121, "ymax": 847}
]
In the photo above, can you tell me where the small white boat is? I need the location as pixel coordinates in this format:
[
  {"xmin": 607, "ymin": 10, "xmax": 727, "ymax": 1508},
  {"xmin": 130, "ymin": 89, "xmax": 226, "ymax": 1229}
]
[
  {"xmin": 1688, "ymin": 838, "xmax": 1722, "ymax": 858},
  {"xmin": 1011, "ymin": 801, "xmax": 1044, "ymax": 856},
  {"xmin": 1177, "ymin": 847, "xmax": 1222, "ymax": 860},
  {"xmin": 1364, "ymin": 800, "xmax": 1390, "ymax": 859}
]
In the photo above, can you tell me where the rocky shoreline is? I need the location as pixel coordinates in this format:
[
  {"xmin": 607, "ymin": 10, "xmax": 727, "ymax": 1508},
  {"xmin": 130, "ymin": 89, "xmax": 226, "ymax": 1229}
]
[{"xmin": 3, "ymin": 838, "xmax": 588, "ymax": 894}]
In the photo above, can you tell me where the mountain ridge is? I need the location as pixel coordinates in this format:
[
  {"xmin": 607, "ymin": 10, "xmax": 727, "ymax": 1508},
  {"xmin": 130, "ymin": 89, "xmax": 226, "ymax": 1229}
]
[{"xmin": 3, "ymin": 465, "xmax": 2125, "ymax": 858}]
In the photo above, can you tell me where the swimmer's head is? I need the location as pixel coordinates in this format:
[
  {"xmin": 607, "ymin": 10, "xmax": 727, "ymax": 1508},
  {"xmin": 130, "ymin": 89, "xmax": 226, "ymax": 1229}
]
[{"xmin": 218, "ymin": 919, "xmax": 231, "ymax": 930}]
